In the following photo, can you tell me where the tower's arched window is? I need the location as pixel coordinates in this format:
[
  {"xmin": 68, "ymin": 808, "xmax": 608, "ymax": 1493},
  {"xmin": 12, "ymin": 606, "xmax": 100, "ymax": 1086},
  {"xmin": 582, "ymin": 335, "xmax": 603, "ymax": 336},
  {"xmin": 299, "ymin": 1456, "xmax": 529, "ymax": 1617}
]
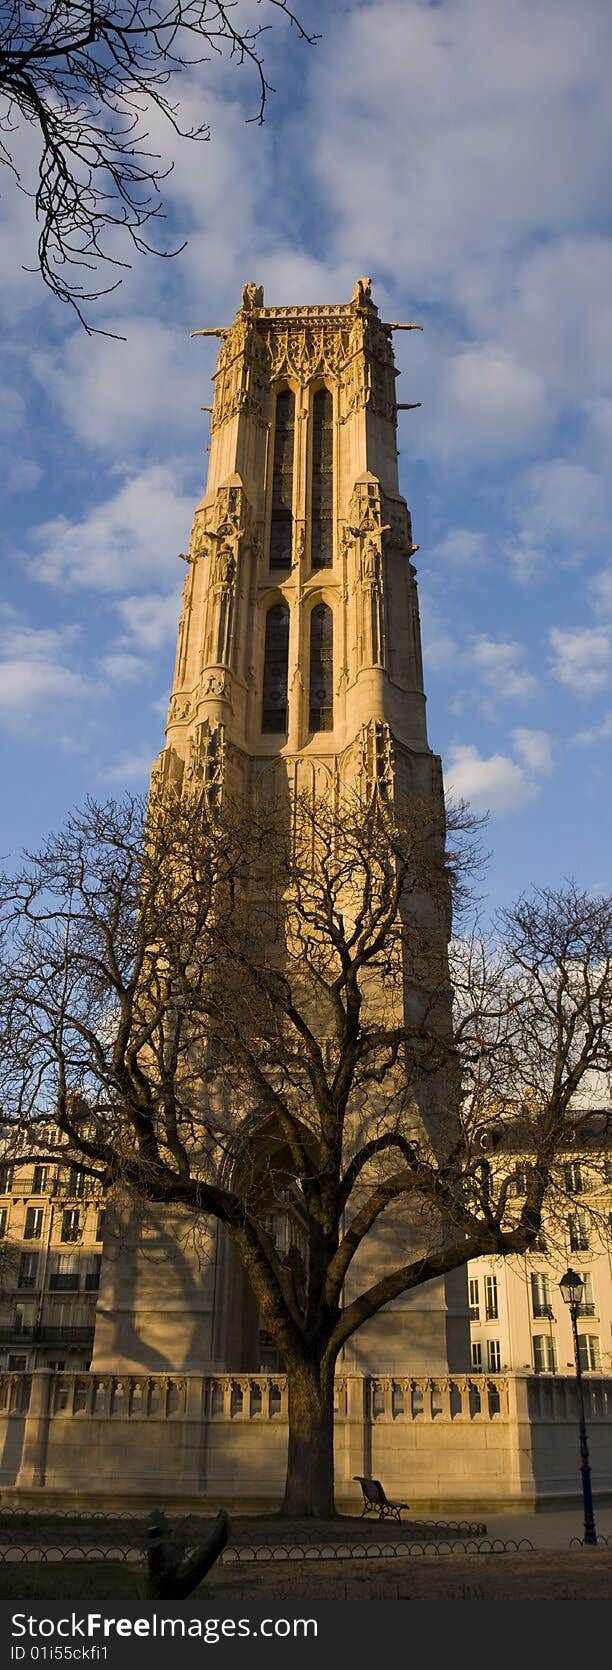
[
  {"xmin": 262, "ymin": 603, "xmax": 290, "ymax": 733},
  {"xmin": 309, "ymin": 603, "xmax": 333, "ymax": 732},
  {"xmin": 311, "ymin": 390, "xmax": 333, "ymax": 570},
  {"xmin": 269, "ymin": 390, "xmax": 295, "ymax": 570}
]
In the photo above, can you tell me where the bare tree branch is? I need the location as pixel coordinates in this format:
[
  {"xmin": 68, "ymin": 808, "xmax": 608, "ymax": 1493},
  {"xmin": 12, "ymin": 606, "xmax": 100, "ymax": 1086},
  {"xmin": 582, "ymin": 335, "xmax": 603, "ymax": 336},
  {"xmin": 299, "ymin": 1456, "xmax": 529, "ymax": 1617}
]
[{"xmin": 0, "ymin": 2, "xmax": 316, "ymax": 330}]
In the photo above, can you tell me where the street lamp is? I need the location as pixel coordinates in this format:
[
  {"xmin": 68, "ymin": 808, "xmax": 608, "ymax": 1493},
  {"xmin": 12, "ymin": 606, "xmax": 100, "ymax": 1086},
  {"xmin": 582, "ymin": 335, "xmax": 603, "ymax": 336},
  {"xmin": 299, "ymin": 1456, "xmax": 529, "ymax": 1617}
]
[{"xmin": 559, "ymin": 1267, "xmax": 597, "ymax": 1546}]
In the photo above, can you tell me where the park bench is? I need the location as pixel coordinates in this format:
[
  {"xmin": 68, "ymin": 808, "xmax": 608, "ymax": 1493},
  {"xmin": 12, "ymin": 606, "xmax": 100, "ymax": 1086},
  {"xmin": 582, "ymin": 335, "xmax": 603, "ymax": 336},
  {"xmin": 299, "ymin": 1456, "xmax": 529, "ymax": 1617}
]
[{"xmin": 353, "ymin": 1476, "xmax": 409, "ymax": 1522}]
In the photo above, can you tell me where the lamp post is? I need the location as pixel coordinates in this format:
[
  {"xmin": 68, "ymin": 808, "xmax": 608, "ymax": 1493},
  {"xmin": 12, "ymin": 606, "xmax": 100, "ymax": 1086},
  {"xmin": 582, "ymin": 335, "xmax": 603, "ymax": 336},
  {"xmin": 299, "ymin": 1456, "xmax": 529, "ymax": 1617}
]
[{"xmin": 559, "ymin": 1268, "xmax": 597, "ymax": 1546}]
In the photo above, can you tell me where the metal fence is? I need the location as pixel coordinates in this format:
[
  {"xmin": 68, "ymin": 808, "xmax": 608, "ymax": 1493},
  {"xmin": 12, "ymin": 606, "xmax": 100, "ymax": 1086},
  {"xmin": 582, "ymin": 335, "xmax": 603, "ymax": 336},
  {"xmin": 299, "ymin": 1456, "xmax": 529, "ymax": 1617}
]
[
  {"xmin": 0, "ymin": 1536, "xmax": 535, "ymax": 1565},
  {"xmin": 0, "ymin": 1503, "xmax": 536, "ymax": 1564}
]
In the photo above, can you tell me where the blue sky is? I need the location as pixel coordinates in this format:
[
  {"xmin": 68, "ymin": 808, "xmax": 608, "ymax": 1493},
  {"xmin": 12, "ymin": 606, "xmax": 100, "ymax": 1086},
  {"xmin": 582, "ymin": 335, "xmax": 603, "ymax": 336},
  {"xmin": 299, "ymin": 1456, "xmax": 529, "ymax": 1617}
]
[{"xmin": 1, "ymin": 0, "xmax": 611, "ymax": 920}]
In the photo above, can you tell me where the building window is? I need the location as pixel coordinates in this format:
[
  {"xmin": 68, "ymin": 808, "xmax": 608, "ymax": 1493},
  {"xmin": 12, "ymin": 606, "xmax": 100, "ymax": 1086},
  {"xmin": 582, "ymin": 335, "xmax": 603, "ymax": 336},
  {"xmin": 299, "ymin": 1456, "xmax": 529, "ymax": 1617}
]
[
  {"xmin": 510, "ymin": 1168, "xmax": 529, "ymax": 1196},
  {"xmin": 0, "ymin": 1207, "xmax": 7, "ymax": 1238},
  {"xmin": 32, "ymin": 1164, "xmax": 49, "ymax": 1194},
  {"xmin": 261, "ymin": 603, "xmax": 289, "ymax": 733},
  {"xmin": 568, "ymin": 1212, "xmax": 589, "ymax": 1253},
  {"xmin": 471, "ymin": 1340, "xmax": 482, "ymax": 1370},
  {"xmin": 530, "ymin": 1272, "xmax": 552, "ymax": 1319},
  {"xmin": 533, "ymin": 1334, "xmax": 557, "ymax": 1373},
  {"xmin": 24, "ymin": 1206, "xmax": 44, "ymax": 1240},
  {"xmin": 578, "ymin": 1334, "xmax": 601, "ymax": 1372},
  {"xmin": 576, "ymin": 1272, "xmax": 595, "ymax": 1317},
  {"xmin": 308, "ymin": 603, "xmax": 333, "ymax": 732},
  {"xmin": 269, "ymin": 389, "xmax": 295, "ymax": 570},
  {"xmin": 96, "ymin": 1208, "xmax": 106, "ymax": 1244},
  {"xmin": 468, "ymin": 1277, "xmax": 480, "ymax": 1321},
  {"xmin": 565, "ymin": 1161, "xmax": 589, "ymax": 1195},
  {"xmin": 18, "ymin": 1252, "xmax": 39, "ymax": 1290},
  {"xmin": 310, "ymin": 389, "xmax": 333, "ymax": 570},
  {"xmin": 484, "ymin": 1274, "xmax": 499, "ymax": 1321},
  {"xmin": 67, "ymin": 1166, "xmax": 86, "ymax": 1198},
  {"xmin": 533, "ymin": 1229, "xmax": 548, "ymax": 1253},
  {"xmin": 85, "ymin": 1255, "xmax": 102, "ymax": 1292},
  {"xmin": 49, "ymin": 1300, "xmax": 79, "ymax": 1332},
  {"xmin": 60, "ymin": 1208, "xmax": 80, "ymax": 1244},
  {"xmin": 14, "ymin": 1303, "xmax": 35, "ymax": 1336},
  {"xmin": 48, "ymin": 1253, "xmax": 79, "ymax": 1292},
  {"xmin": 487, "ymin": 1339, "xmax": 501, "ymax": 1372},
  {"xmin": 0, "ymin": 1163, "xmax": 13, "ymax": 1194}
]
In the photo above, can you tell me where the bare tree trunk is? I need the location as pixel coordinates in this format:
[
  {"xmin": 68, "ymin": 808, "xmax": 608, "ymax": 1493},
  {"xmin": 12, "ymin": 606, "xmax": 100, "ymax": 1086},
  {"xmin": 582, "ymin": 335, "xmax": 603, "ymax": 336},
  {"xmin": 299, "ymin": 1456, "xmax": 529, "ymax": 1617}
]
[{"xmin": 281, "ymin": 1357, "xmax": 336, "ymax": 1518}]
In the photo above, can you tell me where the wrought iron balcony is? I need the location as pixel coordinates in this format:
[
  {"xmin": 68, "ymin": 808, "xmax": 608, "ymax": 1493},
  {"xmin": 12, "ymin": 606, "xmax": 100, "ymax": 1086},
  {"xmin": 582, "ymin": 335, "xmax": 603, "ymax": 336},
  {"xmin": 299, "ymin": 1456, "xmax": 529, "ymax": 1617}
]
[{"xmin": 0, "ymin": 1324, "xmax": 94, "ymax": 1345}]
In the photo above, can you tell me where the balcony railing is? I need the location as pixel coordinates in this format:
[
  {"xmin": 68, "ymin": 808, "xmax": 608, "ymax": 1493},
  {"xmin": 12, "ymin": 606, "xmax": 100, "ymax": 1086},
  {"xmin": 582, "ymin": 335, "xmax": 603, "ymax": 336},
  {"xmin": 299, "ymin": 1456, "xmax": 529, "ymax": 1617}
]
[
  {"xmin": 51, "ymin": 1183, "xmax": 98, "ymax": 1199},
  {"xmin": 0, "ymin": 1324, "xmax": 94, "ymax": 1345}
]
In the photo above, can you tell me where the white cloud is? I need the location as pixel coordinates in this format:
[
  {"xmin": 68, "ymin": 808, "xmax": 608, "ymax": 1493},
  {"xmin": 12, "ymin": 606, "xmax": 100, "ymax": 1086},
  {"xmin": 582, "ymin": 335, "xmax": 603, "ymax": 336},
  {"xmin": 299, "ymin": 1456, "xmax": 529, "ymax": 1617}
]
[
  {"xmin": 430, "ymin": 528, "xmax": 487, "ymax": 567},
  {"xmin": 0, "ymin": 379, "xmax": 42, "ymax": 496},
  {"xmin": 0, "ymin": 613, "xmax": 88, "ymax": 727},
  {"xmin": 313, "ymin": 1, "xmax": 612, "ymax": 300},
  {"xmin": 519, "ymin": 459, "xmax": 607, "ymax": 541},
  {"xmin": 27, "ymin": 468, "xmax": 194, "ymax": 595},
  {"xmin": 418, "ymin": 587, "xmax": 461, "ymax": 677},
  {"xmin": 471, "ymin": 638, "xmax": 537, "ymax": 702},
  {"xmin": 583, "ymin": 396, "xmax": 612, "ymax": 465},
  {"xmin": 506, "ymin": 535, "xmax": 550, "ymax": 588},
  {"xmin": 445, "ymin": 744, "xmax": 529, "ymax": 812},
  {"xmin": 590, "ymin": 566, "xmax": 612, "ymax": 619},
  {"xmin": 512, "ymin": 728, "xmax": 554, "ymax": 775},
  {"xmin": 494, "ymin": 236, "xmax": 612, "ymax": 403},
  {"xmin": 99, "ymin": 751, "xmax": 156, "ymax": 786},
  {"xmin": 306, "ymin": 1, "xmax": 612, "ymax": 471},
  {"xmin": 439, "ymin": 347, "xmax": 549, "ymax": 457},
  {"xmin": 98, "ymin": 653, "xmax": 148, "ymax": 685},
  {"xmin": 30, "ymin": 317, "xmax": 207, "ymax": 456},
  {"xmin": 572, "ymin": 712, "xmax": 612, "ymax": 748},
  {"xmin": 0, "ymin": 120, "xmax": 46, "ymax": 316},
  {"xmin": 508, "ymin": 459, "xmax": 610, "ymax": 586},
  {"xmin": 549, "ymin": 626, "xmax": 612, "ymax": 697},
  {"xmin": 116, "ymin": 591, "xmax": 182, "ymax": 651},
  {"xmin": 3, "ymin": 457, "xmax": 43, "ymax": 496}
]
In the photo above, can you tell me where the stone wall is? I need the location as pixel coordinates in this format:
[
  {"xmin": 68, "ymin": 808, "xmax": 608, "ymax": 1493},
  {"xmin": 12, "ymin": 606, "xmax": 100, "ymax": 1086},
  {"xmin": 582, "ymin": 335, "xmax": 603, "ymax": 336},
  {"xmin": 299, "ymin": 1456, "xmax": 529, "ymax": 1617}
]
[{"xmin": 1, "ymin": 1370, "xmax": 610, "ymax": 1512}]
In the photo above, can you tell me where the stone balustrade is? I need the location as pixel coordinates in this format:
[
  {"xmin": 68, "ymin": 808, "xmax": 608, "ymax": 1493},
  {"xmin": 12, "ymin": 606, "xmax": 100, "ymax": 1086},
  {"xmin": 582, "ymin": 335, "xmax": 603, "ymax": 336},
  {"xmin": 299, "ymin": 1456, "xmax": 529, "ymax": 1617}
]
[
  {"xmin": 0, "ymin": 1369, "xmax": 511, "ymax": 1423},
  {"xmin": 0, "ymin": 1369, "xmax": 611, "ymax": 1509}
]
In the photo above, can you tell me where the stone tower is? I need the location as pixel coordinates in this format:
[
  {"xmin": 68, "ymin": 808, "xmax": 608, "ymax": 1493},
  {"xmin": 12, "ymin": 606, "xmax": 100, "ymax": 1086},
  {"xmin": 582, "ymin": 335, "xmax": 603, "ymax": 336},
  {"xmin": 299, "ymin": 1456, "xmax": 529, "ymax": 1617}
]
[
  {"xmin": 93, "ymin": 280, "xmax": 469, "ymax": 1377},
  {"xmin": 154, "ymin": 276, "xmax": 436, "ymax": 823}
]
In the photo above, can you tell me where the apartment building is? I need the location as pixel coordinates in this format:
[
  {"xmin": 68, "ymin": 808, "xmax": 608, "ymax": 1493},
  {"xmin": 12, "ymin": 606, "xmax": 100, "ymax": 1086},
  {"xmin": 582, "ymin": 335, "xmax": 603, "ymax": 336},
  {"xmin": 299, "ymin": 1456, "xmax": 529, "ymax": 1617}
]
[
  {"xmin": 0, "ymin": 1157, "xmax": 105, "ymax": 1372},
  {"xmin": 468, "ymin": 1152, "xmax": 612, "ymax": 1377}
]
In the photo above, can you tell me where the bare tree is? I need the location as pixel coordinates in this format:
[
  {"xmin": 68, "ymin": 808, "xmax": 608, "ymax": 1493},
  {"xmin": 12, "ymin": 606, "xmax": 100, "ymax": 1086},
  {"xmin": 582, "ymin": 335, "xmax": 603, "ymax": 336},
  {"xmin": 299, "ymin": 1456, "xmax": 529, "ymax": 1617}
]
[
  {"xmin": 0, "ymin": 789, "xmax": 610, "ymax": 1517},
  {"xmin": 0, "ymin": 2, "xmax": 314, "ymax": 329}
]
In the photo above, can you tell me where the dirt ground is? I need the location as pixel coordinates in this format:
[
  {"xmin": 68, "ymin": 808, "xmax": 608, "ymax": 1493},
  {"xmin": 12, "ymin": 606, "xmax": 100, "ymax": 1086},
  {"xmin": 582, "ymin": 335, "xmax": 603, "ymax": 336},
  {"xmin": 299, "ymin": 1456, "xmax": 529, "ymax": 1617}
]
[
  {"xmin": 210, "ymin": 1547, "xmax": 612, "ymax": 1602},
  {"xmin": 0, "ymin": 1549, "xmax": 610, "ymax": 1602}
]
